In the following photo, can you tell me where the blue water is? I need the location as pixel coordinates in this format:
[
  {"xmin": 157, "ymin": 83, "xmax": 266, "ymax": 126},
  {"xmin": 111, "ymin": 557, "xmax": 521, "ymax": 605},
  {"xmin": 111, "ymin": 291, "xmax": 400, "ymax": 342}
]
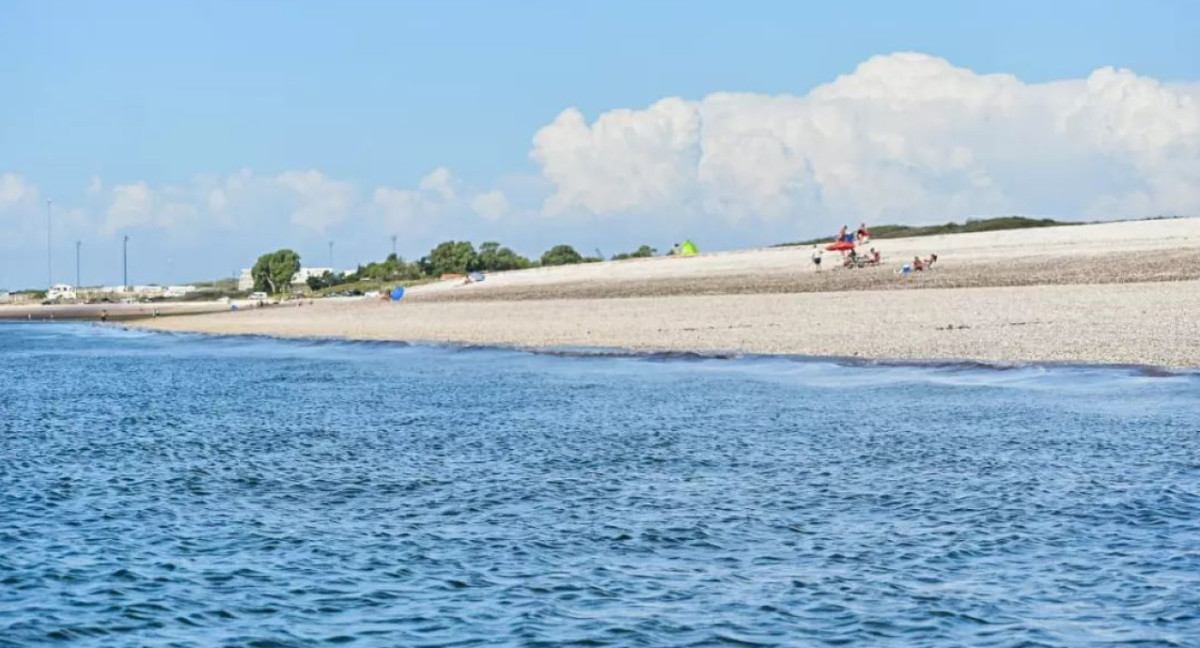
[{"xmin": 1, "ymin": 323, "xmax": 1197, "ymax": 648}]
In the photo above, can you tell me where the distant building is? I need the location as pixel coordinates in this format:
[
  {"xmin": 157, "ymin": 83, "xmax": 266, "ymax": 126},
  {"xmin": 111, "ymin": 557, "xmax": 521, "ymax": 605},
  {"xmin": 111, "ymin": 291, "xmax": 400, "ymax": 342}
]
[
  {"xmin": 0, "ymin": 290, "xmax": 10, "ymax": 304},
  {"xmin": 164, "ymin": 285, "xmax": 196, "ymax": 298},
  {"xmin": 47, "ymin": 284, "xmax": 77, "ymax": 301},
  {"xmin": 237, "ymin": 266, "xmax": 349, "ymax": 293},
  {"xmin": 88, "ymin": 285, "xmax": 192, "ymax": 298},
  {"xmin": 291, "ymin": 267, "xmax": 333, "ymax": 287},
  {"xmin": 132, "ymin": 285, "xmax": 165, "ymax": 297}
]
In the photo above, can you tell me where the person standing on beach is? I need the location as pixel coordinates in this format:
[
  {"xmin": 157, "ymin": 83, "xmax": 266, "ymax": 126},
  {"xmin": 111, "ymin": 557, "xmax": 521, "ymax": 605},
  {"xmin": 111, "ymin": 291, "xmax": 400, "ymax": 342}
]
[{"xmin": 811, "ymin": 245, "xmax": 822, "ymax": 271}]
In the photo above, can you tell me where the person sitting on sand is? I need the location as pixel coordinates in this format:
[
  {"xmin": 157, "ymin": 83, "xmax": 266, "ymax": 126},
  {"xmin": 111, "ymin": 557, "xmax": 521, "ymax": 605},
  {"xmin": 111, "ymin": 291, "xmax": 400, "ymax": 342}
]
[
  {"xmin": 870, "ymin": 248, "xmax": 881, "ymax": 264},
  {"xmin": 913, "ymin": 256, "xmax": 925, "ymax": 272},
  {"xmin": 844, "ymin": 248, "xmax": 858, "ymax": 268},
  {"xmin": 924, "ymin": 253, "xmax": 938, "ymax": 268},
  {"xmin": 811, "ymin": 245, "xmax": 822, "ymax": 271}
]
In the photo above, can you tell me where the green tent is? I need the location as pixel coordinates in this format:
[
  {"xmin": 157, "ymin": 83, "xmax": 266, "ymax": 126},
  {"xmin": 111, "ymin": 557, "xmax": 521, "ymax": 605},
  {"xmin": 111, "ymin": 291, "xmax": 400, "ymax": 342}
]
[{"xmin": 680, "ymin": 239, "xmax": 699, "ymax": 256}]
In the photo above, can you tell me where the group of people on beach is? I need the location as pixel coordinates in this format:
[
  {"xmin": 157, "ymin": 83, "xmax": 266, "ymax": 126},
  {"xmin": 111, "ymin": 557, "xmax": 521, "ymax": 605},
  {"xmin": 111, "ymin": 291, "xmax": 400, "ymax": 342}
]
[
  {"xmin": 810, "ymin": 221, "xmax": 938, "ymax": 274},
  {"xmin": 810, "ymin": 222, "xmax": 876, "ymax": 271},
  {"xmin": 836, "ymin": 223, "xmax": 871, "ymax": 246},
  {"xmin": 908, "ymin": 254, "xmax": 938, "ymax": 272},
  {"xmin": 844, "ymin": 246, "xmax": 883, "ymax": 268}
]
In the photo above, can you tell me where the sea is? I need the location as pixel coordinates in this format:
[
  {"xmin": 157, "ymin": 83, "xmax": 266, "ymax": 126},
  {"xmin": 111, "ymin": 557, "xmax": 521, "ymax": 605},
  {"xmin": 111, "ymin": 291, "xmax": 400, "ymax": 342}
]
[{"xmin": 1, "ymin": 322, "xmax": 1197, "ymax": 648}]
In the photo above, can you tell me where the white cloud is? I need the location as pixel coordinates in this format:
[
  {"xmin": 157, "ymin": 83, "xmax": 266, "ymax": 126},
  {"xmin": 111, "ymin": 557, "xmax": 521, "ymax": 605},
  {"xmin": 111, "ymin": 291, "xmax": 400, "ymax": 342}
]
[
  {"xmin": 86, "ymin": 175, "xmax": 103, "ymax": 196},
  {"xmin": 530, "ymin": 52, "xmax": 1200, "ymax": 227},
  {"xmin": 0, "ymin": 173, "xmax": 39, "ymax": 211},
  {"xmin": 532, "ymin": 98, "xmax": 701, "ymax": 216},
  {"xmin": 471, "ymin": 190, "xmax": 510, "ymax": 221},
  {"xmin": 0, "ymin": 174, "xmax": 45, "ymax": 248},
  {"xmin": 102, "ymin": 181, "xmax": 204, "ymax": 234},
  {"xmin": 373, "ymin": 167, "xmax": 463, "ymax": 227},
  {"xmin": 373, "ymin": 186, "xmax": 425, "ymax": 225},
  {"xmin": 104, "ymin": 182, "xmax": 155, "ymax": 232},
  {"xmin": 418, "ymin": 167, "xmax": 456, "ymax": 202},
  {"xmin": 274, "ymin": 169, "xmax": 355, "ymax": 232}
]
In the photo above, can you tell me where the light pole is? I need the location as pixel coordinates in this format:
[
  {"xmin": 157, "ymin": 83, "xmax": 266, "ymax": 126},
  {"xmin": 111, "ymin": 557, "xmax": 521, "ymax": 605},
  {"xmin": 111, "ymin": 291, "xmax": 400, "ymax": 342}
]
[
  {"xmin": 46, "ymin": 199, "xmax": 52, "ymax": 289},
  {"xmin": 122, "ymin": 235, "xmax": 129, "ymax": 291},
  {"xmin": 75, "ymin": 241, "xmax": 81, "ymax": 289},
  {"xmin": 391, "ymin": 234, "xmax": 397, "ymax": 258},
  {"xmin": 328, "ymin": 240, "xmax": 334, "ymax": 269}
]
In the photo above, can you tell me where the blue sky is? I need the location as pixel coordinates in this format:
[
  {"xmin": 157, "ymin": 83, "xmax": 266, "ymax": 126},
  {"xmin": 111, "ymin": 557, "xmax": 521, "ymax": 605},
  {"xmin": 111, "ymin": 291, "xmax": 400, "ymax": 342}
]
[{"xmin": 1, "ymin": 0, "xmax": 1198, "ymax": 288}]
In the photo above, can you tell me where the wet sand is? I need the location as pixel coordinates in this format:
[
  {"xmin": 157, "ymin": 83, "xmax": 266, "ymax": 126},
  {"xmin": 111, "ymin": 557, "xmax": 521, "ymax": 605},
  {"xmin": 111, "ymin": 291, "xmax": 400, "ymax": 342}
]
[{"xmin": 0, "ymin": 301, "xmax": 236, "ymax": 322}]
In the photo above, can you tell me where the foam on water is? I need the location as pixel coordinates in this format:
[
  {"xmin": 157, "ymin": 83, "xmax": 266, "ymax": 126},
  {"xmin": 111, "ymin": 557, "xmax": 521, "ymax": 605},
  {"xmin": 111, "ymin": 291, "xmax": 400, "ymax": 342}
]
[{"xmin": 1, "ymin": 322, "xmax": 1197, "ymax": 647}]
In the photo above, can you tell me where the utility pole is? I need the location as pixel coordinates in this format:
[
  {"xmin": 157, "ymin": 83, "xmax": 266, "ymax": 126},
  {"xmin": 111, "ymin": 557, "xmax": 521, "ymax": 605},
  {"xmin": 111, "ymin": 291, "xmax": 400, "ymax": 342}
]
[
  {"xmin": 75, "ymin": 241, "xmax": 81, "ymax": 289},
  {"xmin": 391, "ymin": 234, "xmax": 397, "ymax": 258},
  {"xmin": 328, "ymin": 240, "xmax": 334, "ymax": 269},
  {"xmin": 123, "ymin": 235, "xmax": 129, "ymax": 291},
  {"xmin": 46, "ymin": 200, "xmax": 52, "ymax": 289}
]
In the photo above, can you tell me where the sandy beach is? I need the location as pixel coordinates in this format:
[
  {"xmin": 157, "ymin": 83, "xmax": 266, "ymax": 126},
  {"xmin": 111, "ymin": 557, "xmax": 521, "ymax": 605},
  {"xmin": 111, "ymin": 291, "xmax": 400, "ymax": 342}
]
[{"xmin": 124, "ymin": 218, "xmax": 1200, "ymax": 367}]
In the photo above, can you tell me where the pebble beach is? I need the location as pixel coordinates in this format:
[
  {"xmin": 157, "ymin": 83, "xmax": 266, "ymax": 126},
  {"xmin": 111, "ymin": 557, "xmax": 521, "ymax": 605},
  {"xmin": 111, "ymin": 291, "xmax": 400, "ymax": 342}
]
[{"xmin": 130, "ymin": 218, "xmax": 1200, "ymax": 368}]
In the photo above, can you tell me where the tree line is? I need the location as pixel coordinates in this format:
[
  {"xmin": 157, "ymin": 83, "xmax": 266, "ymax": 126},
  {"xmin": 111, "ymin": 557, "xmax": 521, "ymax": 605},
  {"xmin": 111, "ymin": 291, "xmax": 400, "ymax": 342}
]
[{"xmin": 251, "ymin": 241, "xmax": 661, "ymax": 294}]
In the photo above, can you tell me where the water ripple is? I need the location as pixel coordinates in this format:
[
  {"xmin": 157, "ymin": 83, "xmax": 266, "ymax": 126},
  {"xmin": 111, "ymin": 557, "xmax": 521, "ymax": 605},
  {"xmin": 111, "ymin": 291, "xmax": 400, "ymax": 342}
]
[{"xmin": 0, "ymin": 322, "xmax": 1197, "ymax": 647}]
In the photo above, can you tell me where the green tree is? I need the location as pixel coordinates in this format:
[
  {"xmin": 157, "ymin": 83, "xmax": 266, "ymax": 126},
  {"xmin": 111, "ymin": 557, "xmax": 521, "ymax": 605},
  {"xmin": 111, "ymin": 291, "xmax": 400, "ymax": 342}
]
[
  {"xmin": 422, "ymin": 241, "xmax": 478, "ymax": 276},
  {"xmin": 358, "ymin": 253, "xmax": 421, "ymax": 281},
  {"xmin": 477, "ymin": 241, "xmax": 532, "ymax": 272},
  {"xmin": 540, "ymin": 244, "xmax": 584, "ymax": 266},
  {"xmin": 251, "ymin": 249, "xmax": 301, "ymax": 294},
  {"xmin": 611, "ymin": 245, "xmax": 657, "ymax": 260},
  {"xmin": 306, "ymin": 270, "xmax": 356, "ymax": 291}
]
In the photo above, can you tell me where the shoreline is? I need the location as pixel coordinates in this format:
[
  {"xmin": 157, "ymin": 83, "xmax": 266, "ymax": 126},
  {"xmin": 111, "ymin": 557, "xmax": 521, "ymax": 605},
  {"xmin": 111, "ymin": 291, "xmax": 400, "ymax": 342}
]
[
  {"xmin": 23, "ymin": 218, "xmax": 1200, "ymax": 369},
  {"xmin": 0, "ymin": 301, "xmax": 237, "ymax": 321},
  {"xmin": 111, "ymin": 326, "xmax": 1199, "ymax": 376},
  {"xmin": 126, "ymin": 279, "xmax": 1200, "ymax": 369}
]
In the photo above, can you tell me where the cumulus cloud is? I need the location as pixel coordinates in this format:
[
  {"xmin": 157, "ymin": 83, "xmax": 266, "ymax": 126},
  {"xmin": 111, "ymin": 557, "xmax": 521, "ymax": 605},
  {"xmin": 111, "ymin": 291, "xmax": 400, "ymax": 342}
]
[
  {"xmin": 84, "ymin": 167, "xmax": 470, "ymax": 240},
  {"xmin": 418, "ymin": 167, "xmax": 456, "ymax": 202},
  {"xmin": 530, "ymin": 53, "xmax": 1200, "ymax": 227},
  {"xmin": 105, "ymin": 182, "xmax": 155, "ymax": 231},
  {"xmin": 0, "ymin": 173, "xmax": 45, "ymax": 248},
  {"xmin": 471, "ymin": 190, "xmax": 510, "ymax": 221},
  {"xmin": 0, "ymin": 173, "xmax": 39, "ymax": 211},
  {"xmin": 373, "ymin": 168, "xmax": 462, "ymax": 227},
  {"xmin": 103, "ymin": 181, "xmax": 199, "ymax": 234},
  {"xmin": 274, "ymin": 169, "xmax": 356, "ymax": 232},
  {"xmin": 532, "ymin": 98, "xmax": 701, "ymax": 216}
]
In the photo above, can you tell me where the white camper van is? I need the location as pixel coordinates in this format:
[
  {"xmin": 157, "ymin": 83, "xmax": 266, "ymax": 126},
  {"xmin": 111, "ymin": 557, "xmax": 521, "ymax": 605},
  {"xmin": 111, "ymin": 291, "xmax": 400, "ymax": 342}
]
[{"xmin": 46, "ymin": 284, "xmax": 77, "ymax": 302}]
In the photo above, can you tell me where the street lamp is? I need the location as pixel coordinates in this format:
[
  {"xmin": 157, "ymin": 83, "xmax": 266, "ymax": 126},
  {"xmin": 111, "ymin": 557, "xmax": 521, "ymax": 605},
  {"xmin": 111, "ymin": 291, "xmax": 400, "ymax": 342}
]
[
  {"xmin": 122, "ymin": 235, "xmax": 129, "ymax": 291},
  {"xmin": 46, "ymin": 199, "xmax": 52, "ymax": 289}
]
